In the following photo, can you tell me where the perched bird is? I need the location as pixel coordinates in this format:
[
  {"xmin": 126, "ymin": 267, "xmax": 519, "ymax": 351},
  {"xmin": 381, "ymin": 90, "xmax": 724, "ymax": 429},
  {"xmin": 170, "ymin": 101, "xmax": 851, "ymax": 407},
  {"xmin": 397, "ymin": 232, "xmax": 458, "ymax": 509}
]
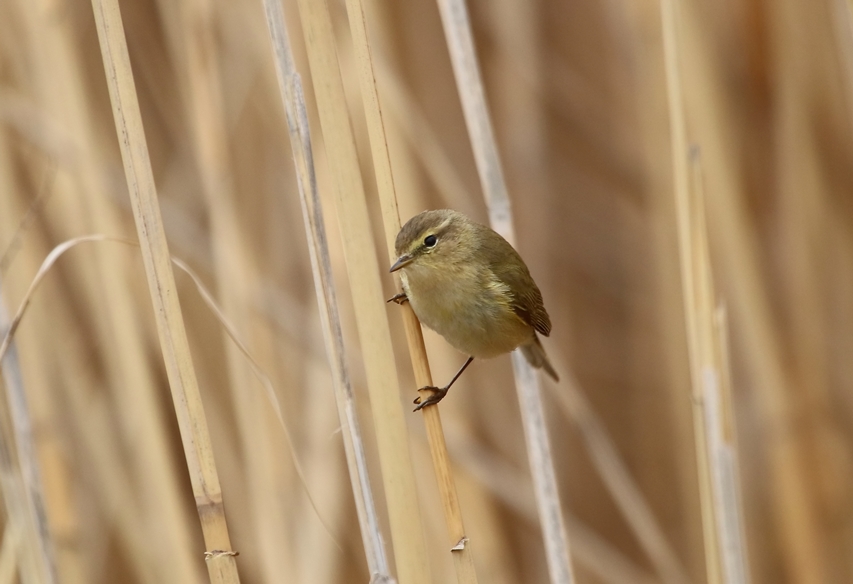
[{"xmin": 389, "ymin": 209, "xmax": 558, "ymax": 410}]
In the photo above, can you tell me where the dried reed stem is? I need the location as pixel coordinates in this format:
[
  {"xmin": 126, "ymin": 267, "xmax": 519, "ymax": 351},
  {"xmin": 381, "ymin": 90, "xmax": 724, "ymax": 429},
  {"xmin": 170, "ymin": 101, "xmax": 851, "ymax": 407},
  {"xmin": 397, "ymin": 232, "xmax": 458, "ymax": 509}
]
[
  {"xmin": 88, "ymin": 1, "xmax": 239, "ymax": 581},
  {"xmin": 162, "ymin": 0, "xmax": 289, "ymax": 577},
  {"xmin": 261, "ymin": 0, "xmax": 393, "ymax": 580},
  {"xmin": 290, "ymin": 0, "xmax": 431, "ymax": 581},
  {"xmin": 435, "ymin": 0, "xmax": 575, "ymax": 582},
  {"xmin": 17, "ymin": 0, "xmax": 203, "ymax": 577},
  {"xmin": 659, "ymin": 2, "xmax": 724, "ymax": 581},
  {"xmin": 0, "ymin": 119, "xmax": 55, "ymax": 584},
  {"xmin": 0, "ymin": 231, "xmax": 349, "ymax": 579},
  {"xmin": 709, "ymin": 305, "xmax": 751, "ymax": 584},
  {"xmin": 661, "ymin": 1, "xmax": 756, "ymax": 578},
  {"xmin": 341, "ymin": 0, "xmax": 480, "ymax": 580},
  {"xmin": 686, "ymin": 155, "xmax": 751, "ymax": 584},
  {"xmin": 0, "ymin": 296, "xmax": 55, "ymax": 584},
  {"xmin": 660, "ymin": 2, "xmax": 757, "ymax": 581},
  {"xmin": 652, "ymin": 2, "xmax": 829, "ymax": 581},
  {"xmin": 684, "ymin": 154, "xmax": 750, "ymax": 583}
]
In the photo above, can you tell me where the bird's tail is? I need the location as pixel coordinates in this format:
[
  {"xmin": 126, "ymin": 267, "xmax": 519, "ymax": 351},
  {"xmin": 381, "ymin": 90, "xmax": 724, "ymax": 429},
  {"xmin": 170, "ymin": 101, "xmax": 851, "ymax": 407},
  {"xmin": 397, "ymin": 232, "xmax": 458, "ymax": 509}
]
[{"xmin": 521, "ymin": 336, "xmax": 559, "ymax": 381}]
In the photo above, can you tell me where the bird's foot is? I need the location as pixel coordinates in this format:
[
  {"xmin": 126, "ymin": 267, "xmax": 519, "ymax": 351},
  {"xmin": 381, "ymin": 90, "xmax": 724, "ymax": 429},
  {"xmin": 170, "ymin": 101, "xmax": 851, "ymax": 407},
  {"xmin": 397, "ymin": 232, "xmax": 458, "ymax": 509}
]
[
  {"xmin": 413, "ymin": 386, "xmax": 448, "ymax": 411},
  {"xmin": 387, "ymin": 292, "xmax": 408, "ymax": 305}
]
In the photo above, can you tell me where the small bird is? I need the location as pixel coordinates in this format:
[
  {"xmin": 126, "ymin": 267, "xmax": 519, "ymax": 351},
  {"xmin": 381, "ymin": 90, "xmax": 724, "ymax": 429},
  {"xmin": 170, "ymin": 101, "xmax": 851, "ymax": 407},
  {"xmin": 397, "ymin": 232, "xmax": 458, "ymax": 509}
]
[{"xmin": 389, "ymin": 209, "xmax": 558, "ymax": 411}]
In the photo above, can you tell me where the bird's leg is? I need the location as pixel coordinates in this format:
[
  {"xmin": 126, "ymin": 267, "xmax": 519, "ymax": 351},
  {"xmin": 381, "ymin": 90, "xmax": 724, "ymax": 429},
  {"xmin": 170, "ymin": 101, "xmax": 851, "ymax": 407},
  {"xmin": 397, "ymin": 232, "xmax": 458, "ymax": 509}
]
[
  {"xmin": 387, "ymin": 291, "xmax": 408, "ymax": 305},
  {"xmin": 413, "ymin": 356, "xmax": 474, "ymax": 411}
]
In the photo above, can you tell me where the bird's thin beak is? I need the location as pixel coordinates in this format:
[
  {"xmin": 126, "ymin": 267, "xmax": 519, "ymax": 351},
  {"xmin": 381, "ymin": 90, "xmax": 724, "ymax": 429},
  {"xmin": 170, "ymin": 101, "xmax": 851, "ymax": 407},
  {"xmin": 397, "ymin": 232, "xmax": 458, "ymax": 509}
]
[{"xmin": 389, "ymin": 254, "xmax": 413, "ymax": 273}]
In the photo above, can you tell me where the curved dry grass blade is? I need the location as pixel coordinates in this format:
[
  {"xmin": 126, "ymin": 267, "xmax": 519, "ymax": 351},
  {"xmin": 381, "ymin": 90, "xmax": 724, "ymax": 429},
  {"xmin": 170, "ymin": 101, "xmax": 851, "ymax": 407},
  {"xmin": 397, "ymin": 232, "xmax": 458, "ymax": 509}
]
[
  {"xmin": 11, "ymin": 0, "xmax": 204, "ymax": 574},
  {"xmin": 0, "ymin": 234, "xmax": 342, "ymax": 554},
  {"xmin": 0, "ymin": 236, "xmax": 116, "ymax": 363},
  {"xmin": 154, "ymin": 0, "xmax": 281, "ymax": 577},
  {"xmin": 169, "ymin": 256, "xmax": 343, "ymax": 552},
  {"xmin": 0, "ymin": 161, "xmax": 55, "ymax": 277}
]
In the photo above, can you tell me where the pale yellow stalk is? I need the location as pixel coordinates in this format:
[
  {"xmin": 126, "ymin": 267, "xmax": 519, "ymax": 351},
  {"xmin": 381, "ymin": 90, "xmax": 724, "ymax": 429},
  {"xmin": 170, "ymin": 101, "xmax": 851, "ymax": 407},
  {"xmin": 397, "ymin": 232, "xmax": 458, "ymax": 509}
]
[
  {"xmin": 88, "ymin": 0, "xmax": 239, "ymax": 581},
  {"xmin": 290, "ymin": 0, "xmax": 431, "ymax": 581},
  {"xmin": 341, "ymin": 0, "xmax": 479, "ymax": 581}
]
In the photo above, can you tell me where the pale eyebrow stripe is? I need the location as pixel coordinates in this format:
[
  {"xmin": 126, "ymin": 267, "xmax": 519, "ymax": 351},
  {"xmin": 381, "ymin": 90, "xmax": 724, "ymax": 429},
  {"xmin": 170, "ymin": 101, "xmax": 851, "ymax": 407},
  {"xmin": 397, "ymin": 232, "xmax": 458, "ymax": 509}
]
[{"xmin": 433, "ymin": 216, "xmax": 453, "ymax": 234}]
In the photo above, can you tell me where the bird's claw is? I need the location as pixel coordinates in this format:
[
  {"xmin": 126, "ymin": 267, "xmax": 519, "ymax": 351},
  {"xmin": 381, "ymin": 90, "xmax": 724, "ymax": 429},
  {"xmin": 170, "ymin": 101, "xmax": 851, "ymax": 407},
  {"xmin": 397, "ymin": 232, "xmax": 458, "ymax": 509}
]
[
  {"xmin": 413, "ymin": 386, "xmax": 448, "ymax": 411},
  {"xmin": 387, "ymin": 292, "xmax": 408, "ymax": 305}
]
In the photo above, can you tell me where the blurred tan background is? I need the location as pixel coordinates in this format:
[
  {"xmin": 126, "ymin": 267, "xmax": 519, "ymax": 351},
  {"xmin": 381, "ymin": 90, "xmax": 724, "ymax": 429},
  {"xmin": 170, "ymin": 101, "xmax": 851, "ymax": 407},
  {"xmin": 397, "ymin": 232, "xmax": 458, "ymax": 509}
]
[{"xmin": 1, "ymin": 0, "xmax": 852, "ymax": 582}]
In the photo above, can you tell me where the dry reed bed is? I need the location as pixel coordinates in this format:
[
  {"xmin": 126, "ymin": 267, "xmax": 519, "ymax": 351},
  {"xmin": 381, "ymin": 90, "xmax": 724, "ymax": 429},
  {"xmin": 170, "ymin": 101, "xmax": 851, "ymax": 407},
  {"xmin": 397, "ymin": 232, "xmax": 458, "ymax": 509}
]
[{"xmin": 0, "ymin": 0, "xmax": 851, "ymax": 583}]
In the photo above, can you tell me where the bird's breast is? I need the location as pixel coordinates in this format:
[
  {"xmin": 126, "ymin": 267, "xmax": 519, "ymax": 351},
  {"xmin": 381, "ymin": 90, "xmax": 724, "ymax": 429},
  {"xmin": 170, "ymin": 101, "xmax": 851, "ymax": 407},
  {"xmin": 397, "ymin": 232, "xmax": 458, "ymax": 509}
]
[{"xmin": 400, "ymin": 264, "xmax": 533, "ymax": 358}]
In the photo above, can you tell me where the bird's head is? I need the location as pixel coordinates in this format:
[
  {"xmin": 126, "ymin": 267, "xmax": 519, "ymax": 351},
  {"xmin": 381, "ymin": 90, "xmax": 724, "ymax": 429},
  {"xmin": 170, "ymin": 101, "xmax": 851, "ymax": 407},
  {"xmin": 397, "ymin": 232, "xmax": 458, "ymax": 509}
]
[{"xmin": 390, "ymin": 209, "xmax": 471, "ymax": 274}]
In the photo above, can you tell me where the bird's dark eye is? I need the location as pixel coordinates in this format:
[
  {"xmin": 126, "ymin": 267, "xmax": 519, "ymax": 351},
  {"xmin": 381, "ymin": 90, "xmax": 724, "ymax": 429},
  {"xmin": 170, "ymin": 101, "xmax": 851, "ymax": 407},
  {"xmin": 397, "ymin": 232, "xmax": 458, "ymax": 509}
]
[{"xmin": 424, "ymin": 234, "xmax": 437, "ymax": 248}]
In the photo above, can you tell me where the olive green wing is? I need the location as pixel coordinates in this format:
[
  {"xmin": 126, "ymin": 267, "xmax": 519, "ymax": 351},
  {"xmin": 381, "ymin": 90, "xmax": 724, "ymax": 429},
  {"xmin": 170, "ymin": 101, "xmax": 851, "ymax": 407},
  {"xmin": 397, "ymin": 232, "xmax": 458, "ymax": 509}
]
[
  {"xmin": 481, "ymin": 229, "xmax": 552, "ymax": 337},
  {"xmin": 506, "ymin": 272, "xmax": 552, "ymax": 337}
]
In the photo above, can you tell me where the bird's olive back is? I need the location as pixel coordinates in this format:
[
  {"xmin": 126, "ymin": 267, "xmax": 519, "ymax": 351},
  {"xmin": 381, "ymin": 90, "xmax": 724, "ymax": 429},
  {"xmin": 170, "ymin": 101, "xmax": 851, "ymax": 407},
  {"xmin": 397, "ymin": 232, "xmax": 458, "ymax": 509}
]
[{"xmin": 473, "ymin": 224, "xmax": 552, "ymax": 336}]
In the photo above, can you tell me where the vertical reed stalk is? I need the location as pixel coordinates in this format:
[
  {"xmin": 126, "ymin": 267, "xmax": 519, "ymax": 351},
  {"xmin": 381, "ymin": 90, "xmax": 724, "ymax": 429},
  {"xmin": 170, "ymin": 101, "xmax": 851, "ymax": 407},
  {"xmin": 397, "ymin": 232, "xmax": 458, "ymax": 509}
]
[
  {"xmin": 0, "ymin": 112, "xmax": 54, "ymax": 584},
  {"xmin": 710, "ymin": 305, "xmax": 751, "ymax": 584},
  {"xmin": 653, "ymin": 1, "xmax": 827, "ymax": 581},
  {"xmin": 689, "ymin": 153, "xmax": 750, "ymax": 584},
  {"xmin": 661, "ymin": 2, "xmax": 755, "ymax": 579},
  {"xmin": 342, "ymin": 0, "xmax": 479, "ymax": 581},
  {"xmin": 14, "ymin": 0, "xmax": 202, "ymax": 578},
  {"xmin": 261, "ymin": 0, "xmax": 393, "ymax": 580},
  {"xmin": 0, "ymin": 296, "xmax": 55, "ymax": 584},
  {"xmin": 290, "ymin": 0, "xmax": 431, "ymax": 581},
  {"xmin": 89, "ymin": 0, "xmax": 239, "ymax": 581},
  {"xmin": 162, "ymin": 0, "xmax": 287, "ymax": 577},
  {"xmin": 659, "ymin": 1, "xmax": 723, "ymax": 581},
  {"xmin": 435, "ymin": 0, "xmax": 576, "ymax": 581}
]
